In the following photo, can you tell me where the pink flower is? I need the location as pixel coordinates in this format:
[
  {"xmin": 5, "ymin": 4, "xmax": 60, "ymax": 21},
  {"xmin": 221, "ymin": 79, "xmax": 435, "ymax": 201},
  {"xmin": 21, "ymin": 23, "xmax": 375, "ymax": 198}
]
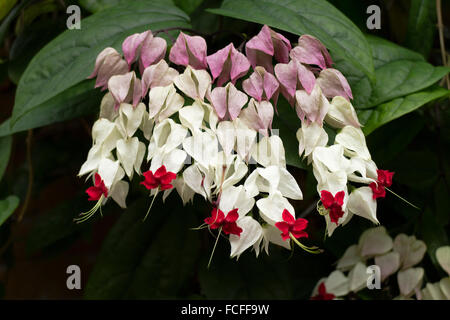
[
  {"xmin": 242, "ymin": 66, "xmax": 279, "ymax": 105},
  {"xmin": 122, "ymin": 30, "xmax": 167, "ymax": 73},
  {"xmin": 274, "ymin": 60, "xmax": 316, "ymax": 106},
  {"xmin": 204, "ymin": 208, "xmax": 243, "ymax": 236},
  {"xmin": 169, "ymin": 32, "xmax": 208, "ymax": 69},
  {"xmin": 245, "ymin": 25, "xmax": 291, "ymax": 73},
  {"xmin": 311, "ymin": 283, "xmax": 335, "ymax": 300},
  {"xmin": 320, "ymin": 190, "xmax": 345, "ymax": 224},
  {"xmin": 88, "ymin": 48, "xmax": 128, "ymax": 91},
  {"xmin": 316, "ymin": 68, "xmax": 353, "ymax": 101},
  {"xmin": 208, "ymin": 83, "xmax": 248, "ymax": 120},
  {"xmin": 207, "ymin": 43, "xmax": 250, "ymax": 86},
  {"xmin": 290, "ymin": 35, "xmax": 333, "ymax": 70},
  {"xmin": 108, "ymin": 71, "xmax": 142, "ymax": 108},
  {"xmin": 86, "ymin": 173, "xmax": 108, "ymax": 201},
  {"xmin": 275, "ymin": 209, "xmax": 308, "ymax": 241},
  {"xmin": 140, "ymin": 165, "xmax": 177, "ymax": 191}
]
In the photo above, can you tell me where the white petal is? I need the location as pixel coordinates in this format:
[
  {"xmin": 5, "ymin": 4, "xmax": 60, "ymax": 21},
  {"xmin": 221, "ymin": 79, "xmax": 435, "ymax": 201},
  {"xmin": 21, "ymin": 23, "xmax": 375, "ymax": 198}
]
[
  {"xmin": 375, "ymin": 251, "xmax": 401, "ymax": 281},
  {"xmin": 347, "ymin": 186, "xmax": 378, "ymax": 224},
  {"xmin": 325, "ymin": 270, "xmax": 350, "ymax": 297},
  {"xmin": 109, "ymin": 180, "xmax": 129, "ymax": 208},
  {"xmin": 393, "ymin": 234, "xmax": 427, "ymax": 270},
  {"xmin": 358, "ymin": 226, "xmax": 393, "ymax": 258},
  {"xmin": 230, "ymin": 216, "xmax": 263, "ymax": 258},
  {"xmin": 436, "ymin": 246, "xmax": 450, "ymax": 276},
  {"xmin": 116, "ymin": 137, "xmax": 140, "ymax": 179},
  {"xmin": 256, "ymin": 191, "xmax": 294, "ymax": 225},
  {"xmin": 348, "ymin": 262, "xmax": 369, "ymax": 292},
  {"xmin": 397, "ymin": 267, "xmax": 424, "ymax": 297},
  {"xmin": 335, "ymin": 126, "xmax": 371, "ymax": 160},
  {"xmin": 337, "ymin": 244, "xmax": 363, "ymax": 271}
]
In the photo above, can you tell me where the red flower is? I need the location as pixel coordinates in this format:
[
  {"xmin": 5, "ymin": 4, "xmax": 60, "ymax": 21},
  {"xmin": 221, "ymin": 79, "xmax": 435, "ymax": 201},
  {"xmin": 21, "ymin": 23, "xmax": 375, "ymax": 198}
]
[
  {"xmin": 311, "ymin": 283, "xmax": 335, "ymax": 300},
  {"xmin": 86, "ymin": 173, "xmax": 108, "ymax": 201},
  {"xmin": 377, "ymin": 169, "xmax": 394, "ymax": 187},
  {"xmin": 140, "ymin": 165, "xmax": 177, "ymax": 190},
  {"xmin": 275, "ymin": 209, "xmax": 308, "ymax": 241},
  {"xmin": 369, "ymin": 169, "xmax": 394, "ymax": 199},
  {"xmin": 320, "ymin": 190, "xmax": 345, "ymax": 224},
  {"xmin": 204, "ymin": 208, "xmax": 243, "ymax": 236}
]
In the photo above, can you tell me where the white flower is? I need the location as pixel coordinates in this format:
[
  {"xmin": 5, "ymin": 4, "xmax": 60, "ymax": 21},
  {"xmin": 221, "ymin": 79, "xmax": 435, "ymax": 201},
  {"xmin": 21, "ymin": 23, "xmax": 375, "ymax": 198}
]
[
  {"xmin": 325, "ymin": 96, "xmax": 361, "ymax": 129},
  {"xmin": 148, "ymin": 84, "xmax": 184, "ymax": 122},
  {"xmin": 296, "ymin": 121, "xmax": 328, "ymax": 162}
]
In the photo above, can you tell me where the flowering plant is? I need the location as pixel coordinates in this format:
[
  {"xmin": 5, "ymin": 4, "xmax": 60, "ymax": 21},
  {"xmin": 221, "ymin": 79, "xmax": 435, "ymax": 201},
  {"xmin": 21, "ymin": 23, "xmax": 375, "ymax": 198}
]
[{"xmin": 78, "ymin": 25, "xmax": 402, "ymax": 266}]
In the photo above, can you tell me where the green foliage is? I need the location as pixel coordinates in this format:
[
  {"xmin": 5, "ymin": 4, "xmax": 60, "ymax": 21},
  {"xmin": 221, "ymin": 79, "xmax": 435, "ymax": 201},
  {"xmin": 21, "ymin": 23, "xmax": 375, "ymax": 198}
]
[
  {"xmin": 0, "ymin": 135, "xmax": 12, "ymax": 181},
  {"xmin": 0, "ymin": 195, "xmax": 19, "ymax": 227},
  {"xmin": 405, "ymin": 0, "xmax": 437, "ymax": 57},
  {"xmin": 85, "ymin": 197, "xmax": 201, "ymax": 299}
]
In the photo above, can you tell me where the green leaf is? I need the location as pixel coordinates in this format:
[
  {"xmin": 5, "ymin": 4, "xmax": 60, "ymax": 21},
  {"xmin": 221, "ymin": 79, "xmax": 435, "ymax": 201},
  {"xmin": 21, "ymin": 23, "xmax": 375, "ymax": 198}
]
[
  {"xmin": 85, "ymin": 197, "xmax": 201, "ymax": 299},
  {"xmin": 11, "ymin": 0, "xmax": 191, "ymax": 131},
  {"xmin": 78, "ymin": 0, "xmax": 125, "ymax": 13},
  {"xmin": 353, "ymin": 36, "xmax": 450, "ymax": 109},
  {"xmin": 0, "ymin": 0, "xmax": 34, "ymax": 44},
  {"xmin": 25, "ymin": 194, "xmax": 92, "ymax": 255},
  {"xmin": 0, "ymin": 195, "xmax": 19, "ymax": 227},
  {"xmin": 358, "ymin": 86, "xmax": 450, "ymax": 135},
  {"xmin": 272, "ymin": 98, "xmax": 305, "ymax": 169},
  {"xmin": 0, "ymin": 135, "xmax": 12, "ymax": 181},
  {"xmin": 0, "ymin": 0, "xmax": 18, "ymax": 21},
  {"xmin": 405, "ymin": 0, "xmax": 437, "ymax": 57},
  {"xmin": 174, "ymin": 0, "xmax": 204, "ymax": 14},
  {"xmin": 0, "ymin": 80, "xmax": 102, "ymax": 137},
  {"xmin": 207, "ymin": 0, "xmax": 375, "ymax": 81},
  {"xmin": 8, "ymin": 19, "xmax": 64, "ymax": 84}
]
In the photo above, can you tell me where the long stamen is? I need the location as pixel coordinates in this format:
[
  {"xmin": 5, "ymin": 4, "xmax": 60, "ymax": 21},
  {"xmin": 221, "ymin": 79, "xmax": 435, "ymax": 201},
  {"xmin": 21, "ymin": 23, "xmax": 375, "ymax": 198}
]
[
  {"xmin": 207, "ymin": 226, "xmax": 222, "ymax": 269},
  {"xmin": 74, "ymin": 195, "xmax": 104, "ymax": 223},
  {"xmin": 143, "ymin": 188, "xmax": 159, "ymax": 222},
  {"xmin": 289, "ymin": 233, "xmax": 323, "ymax": 254},
  {"xmin": 190, "ymin": 223, "xmax": 209, "ymax": 231},
  {"xmin": 385, "ymin": 187, "xmax": 420, "ymax": 210}
]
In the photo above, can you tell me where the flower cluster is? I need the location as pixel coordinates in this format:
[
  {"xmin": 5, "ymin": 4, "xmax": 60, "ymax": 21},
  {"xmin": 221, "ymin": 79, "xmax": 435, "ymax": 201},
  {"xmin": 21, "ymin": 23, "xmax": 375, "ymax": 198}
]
[
  {"xmin": 310, "ymin": 227, "xmax": 450, "ymax": 300},
  {"xmin": 78, "ymin": 25, "xmax": 394, "ymax": 262}
]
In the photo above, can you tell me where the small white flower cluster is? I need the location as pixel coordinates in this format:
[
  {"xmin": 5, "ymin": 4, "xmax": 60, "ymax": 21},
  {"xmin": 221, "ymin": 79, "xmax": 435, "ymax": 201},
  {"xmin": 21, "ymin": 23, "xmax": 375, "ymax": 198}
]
[
  {"xmin": 79, "ymin": 26, "xmax": 390, "ymax": 261},
  {"xmin": 310, "ymin": 226, "xmax": 450, "ymax": 300}
]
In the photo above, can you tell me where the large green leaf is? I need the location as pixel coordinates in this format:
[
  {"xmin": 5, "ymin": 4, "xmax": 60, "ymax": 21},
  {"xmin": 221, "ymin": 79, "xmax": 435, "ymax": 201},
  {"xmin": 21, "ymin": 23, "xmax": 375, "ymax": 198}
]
[
  {"xmin": 352, "ymin": 36, "xmax": 450, "ymax": 109},
  {"xmin": 0, "ymin": 80, "xmax": 102, "ymax": 137},
  {"xmin": 85, "ymin": 197, "xmax": 201, "ymax": 299},
  {"xmin": 207, "ymin": 0, "xmax": 375, "ymax": 82},
  {"xmin": 10, "ymin": 0, "xmax": 191, "ymax": 130},
  {"xmin": 405, "ymin": 0, "xmax": 436, "ymax": 57},
  {"xmin": 0, "ymin": 195, "xmax": 19, "ymax": 227},
  {"xmin": 0, "ymin": 135, "xmax": 12, "ymax": 181},
  {"xmin": 358, "ymin": 86, "xmax": 450, "ymax": 135}
]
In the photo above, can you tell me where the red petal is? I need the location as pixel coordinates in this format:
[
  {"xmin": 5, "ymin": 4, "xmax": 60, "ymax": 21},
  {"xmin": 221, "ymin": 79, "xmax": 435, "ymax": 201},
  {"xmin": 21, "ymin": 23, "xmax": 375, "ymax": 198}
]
[
  {"xmin": 275, "ymin": 221, "xmax": 290, "ymax": 235},
  {"xmin": 225, "ymin": 208, "xmax": 239, "ymax": 223},
  {"xmin": 334, "ymin": 191, "xmax": 345, "ymax": 206},
  {"xmin": 292, "ymin": 218, "xmax": 308, "ymax": 231},
  {"xmin": 280, "ymin": 232, "xmax": 290, "ymax": 241},
  {"xmin": 86, "ymin": 186, "xmax": 103, "ymax": 201},
  {"xmin": 94, "ymin": 173, "xmax": 102, "ymax": 187},
  {"xmin": 223, "ymin": 222, "xmax": 242, "ymax": 236},
  {"xmin": 291, "ymin": 230, "xmax": 308, "ymax": 239},
  {"xmin": 329, "ymin": 204, "xmax": 344, "ymax": 224},
  {"xmin": 282, "ymin": 209, "xmax": 295, "ymax": 224},
  {"xmin": 369, "ymin": 182, "xmax": 386, "ymax": 199},
  {"xmin": 160, "ymin": 171, "xmax": 177, "ymax": 184},
  {"xmin": 320, "ymin": 190, "xmax": 335, "ymax": 209},
  {"xmin": 154, "ymin": 165, "xmax": 167, "ymax": 179}
]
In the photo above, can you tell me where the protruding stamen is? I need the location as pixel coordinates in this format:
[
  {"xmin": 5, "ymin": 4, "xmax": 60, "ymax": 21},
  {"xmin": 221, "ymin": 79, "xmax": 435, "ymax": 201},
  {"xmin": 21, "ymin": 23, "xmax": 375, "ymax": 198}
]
[
  {"xmin": 74, "ymin": 195, "xmax": 104, "ymax": 224},
  {"xmin": 289, "ymin": 233, "xmax": 323, "ymax": 254}
]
